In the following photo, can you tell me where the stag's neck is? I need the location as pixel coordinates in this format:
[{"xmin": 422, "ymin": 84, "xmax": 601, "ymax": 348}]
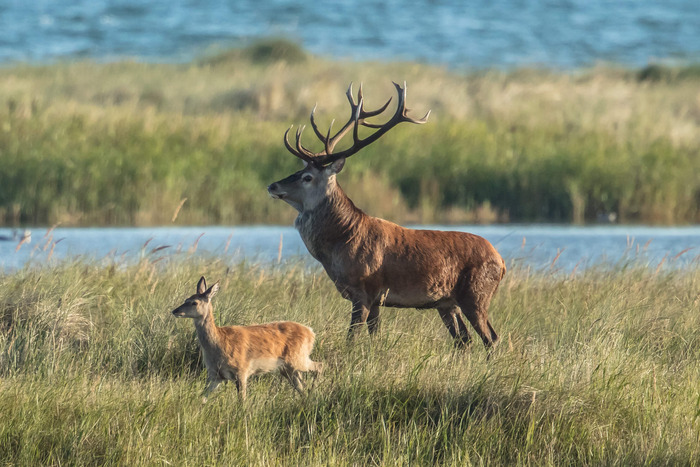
[
  {"xmin": 193, "ymin": 310, "xmax": 221, "ymax": 350},
  {"xmin": 296, "ymin": 184, "xmax": 366, "ymax": 258}
]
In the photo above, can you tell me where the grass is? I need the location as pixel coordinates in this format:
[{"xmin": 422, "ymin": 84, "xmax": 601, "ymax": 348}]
[
  {"xmin": 1, "ymin": 40, "xmax": 700, "ymax": 226},
  {"xmin": 1, "ymin": 253, "xmax": 699, "ymax": 465}
]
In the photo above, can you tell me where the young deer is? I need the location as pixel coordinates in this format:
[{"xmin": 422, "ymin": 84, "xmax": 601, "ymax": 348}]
[
  {"xmin": 171, "ymin": 276, "xmax": 322, "ymax": 401},
  {"xmin": 268, "ymin": 82, "xmax": 506, "ymax": 349}
]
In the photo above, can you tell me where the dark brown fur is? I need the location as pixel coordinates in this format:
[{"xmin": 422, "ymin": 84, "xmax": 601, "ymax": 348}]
[
  {"xmin": 268, "ymin": 83, "xmax": 505, "ymax": 348},
  {"xmin": 270, "ymin": 167, "xmax": 505, "ymax": 348}
]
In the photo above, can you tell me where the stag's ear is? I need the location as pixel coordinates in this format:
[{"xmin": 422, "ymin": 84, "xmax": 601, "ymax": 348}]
[
  {"xmin": 204, "ymin": 282, "xmax": 220, "ymax": 301},
  {"xmin": 326, "ymin": 158, "xmax": 345, "ymax": 175},
  {"xmin": 197, "ymin": 276, "xmax": 207, "ymax": 295}
]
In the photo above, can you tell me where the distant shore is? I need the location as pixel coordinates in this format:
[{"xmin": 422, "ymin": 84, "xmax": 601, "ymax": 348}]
[{"xmin": 1, "ymin": 40, "xmax": 699, "ymax": 227}]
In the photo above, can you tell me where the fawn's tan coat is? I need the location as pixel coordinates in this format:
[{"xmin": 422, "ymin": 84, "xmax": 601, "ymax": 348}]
[{"xmin": 171, "ymin": 277, "xmax": 321, "ymax": 400}]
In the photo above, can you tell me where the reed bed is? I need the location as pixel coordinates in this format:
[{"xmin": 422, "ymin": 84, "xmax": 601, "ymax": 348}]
[
  {"xmin": 0, "ymin": 250, "xmax": 698, "ymax": 465},
  {"xmin": 1, "ymin": 40, "xmax": 699, "ymax": 226}
]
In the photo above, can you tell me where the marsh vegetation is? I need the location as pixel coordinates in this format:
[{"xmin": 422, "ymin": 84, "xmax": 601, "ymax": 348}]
[
  {"xmin": 0, "ymin": 253, "xmax": 698, "ymax": 464},
  {"xmin": 1, "ymin": 40, "xmax": 699, "ymax": 226},
  {"xmin": 2, "ymin": 44, "xmax": 699, "ymax": 462}
]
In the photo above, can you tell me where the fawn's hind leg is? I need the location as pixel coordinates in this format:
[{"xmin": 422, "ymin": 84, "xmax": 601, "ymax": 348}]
[
  {"xmin": 308, "ymin": 360, "xmax": 323, "ymax": 390},
  {"xmin": 281, "ymin": 366, "xmax": 306, "ymax": 394}
]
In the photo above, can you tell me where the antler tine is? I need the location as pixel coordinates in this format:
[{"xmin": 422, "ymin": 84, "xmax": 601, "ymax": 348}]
[
  {"xmin": 313, "ymin": 82, "xmax": 430, "ymax": 166},
  {"xmin": 324, "ymin": 120, "xmax": 334, "ymax": 155},
  {"xmin": 345, "ymin": 82, "xmax": 357, "ymax": 106},
  {"xmin": 351, "ymin": 97, "xmax": 363, "ymax": 146},
  {"xmin": 309, "ymin": 104, "xmax": 328, "ymax": 144},
  {"xmin": 290, "ymin": 125, "xmax": 320, "ymax": 163},
  {"xmin": 295, "ymin": 125, "xmax": 310, "ymax": 157},
  {"xmin": 393, "ymin": 81, "xmax": 431, "ymax": 124},
  {"xmin": 283, "ymin": 126, "xmax": 310, "ymax": 162},
  {"xmin": 357, "ymin": 81, "xmax": 394, "ymax": 119},
  {"xmin": 395, "ymin": 81, "xmax": 407, "ymax": 119},
  {"xmin": 360, "ymin": 96, "xmax": 393, "ymax": 119},
  {"xmin": 326, "ymin": 121, "xmax": 355, "ymax": 154},
  {"xmin": 283, "ymin": 82, "xmax": 430, "ymax": 167},
  {"xmin": 321, "ymin": 83, "xmax": 361, "ymax": 153},
  {"xmin": 309, "ymin": 104, "xmax": 347, "ymax": 156},
  {"xmin": 325, "ymin": 83, "xmax": 393, "ymax": 150},
  {"xmin": 411, "ymin": 109, "xmax": 432, "ymax": 124}
]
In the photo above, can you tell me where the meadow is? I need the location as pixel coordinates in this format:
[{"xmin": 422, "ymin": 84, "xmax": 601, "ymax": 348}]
[
  {"xmin": 1, "ymin": 39, "xmax": 700, "ymax": 226},
  {"xmin": 0, "ymin": 252, "xmax": 699, "ymax": 465}
]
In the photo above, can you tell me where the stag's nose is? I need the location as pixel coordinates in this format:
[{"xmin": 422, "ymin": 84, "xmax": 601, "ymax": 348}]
[{"xmin": 267, "ymin": 183, "xmax": 278, "ymax": 193}]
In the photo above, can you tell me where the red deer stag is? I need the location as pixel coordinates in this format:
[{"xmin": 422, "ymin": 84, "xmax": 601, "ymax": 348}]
[{"xmin": 267, "ymin": 82, "xmax": 505, "ymax": 349}]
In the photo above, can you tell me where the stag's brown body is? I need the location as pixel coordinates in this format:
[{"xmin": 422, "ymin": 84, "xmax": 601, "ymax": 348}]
[{"xmin": 269, "ymin": 82, "xmax": 505, "ymax": 348}]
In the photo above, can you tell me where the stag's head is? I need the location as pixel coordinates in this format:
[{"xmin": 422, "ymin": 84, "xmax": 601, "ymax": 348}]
[
  {"xmin": 267, "ymin": 82, "xmax": 430, "ymax": 212},
  {"xmin": 171, "ymin": 276, "xmax": 220, "ymax": 320}
]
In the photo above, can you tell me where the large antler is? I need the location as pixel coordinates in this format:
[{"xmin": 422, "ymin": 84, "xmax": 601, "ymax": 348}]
[{"xmin": 283, "ymin": 82, "xmax": 430, "ymax": 167}]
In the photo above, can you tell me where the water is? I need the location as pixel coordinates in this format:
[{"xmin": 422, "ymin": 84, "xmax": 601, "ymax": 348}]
[
  {"xmin": 1, "ymin": 0, "xmax": 699, "ymax": 68},
  {"xmin": 1, "ymin": 225, "xmax": 699, "ymax": 273}
]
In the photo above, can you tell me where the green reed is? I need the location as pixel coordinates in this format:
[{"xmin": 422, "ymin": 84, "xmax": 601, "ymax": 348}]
[
  {"xmin": 1, "ymin": 40, "xmax": 699, "ymax": 226},
  {"xmin": 0, "ymin": 253, "xmax": 698, "ymax": 465}
]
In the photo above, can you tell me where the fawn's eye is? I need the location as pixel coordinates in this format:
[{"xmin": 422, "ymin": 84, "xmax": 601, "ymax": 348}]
[{"xmin": 302, "ymin": 174, "xmax": 313, "ymax": 183}]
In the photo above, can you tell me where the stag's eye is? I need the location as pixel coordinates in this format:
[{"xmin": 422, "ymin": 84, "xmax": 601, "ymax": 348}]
[{"xmin": 302, "ymin": 174, "xmax": 313, "ymax": 183}]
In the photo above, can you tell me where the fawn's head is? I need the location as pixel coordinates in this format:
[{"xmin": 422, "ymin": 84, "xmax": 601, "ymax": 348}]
[
  {"xmin": 171, "ymin": 276, "xmax": 220, "ymax": 319},
  {"xmin": 267, "ymin": 82, "xmax": 429, "ymax": 212}
]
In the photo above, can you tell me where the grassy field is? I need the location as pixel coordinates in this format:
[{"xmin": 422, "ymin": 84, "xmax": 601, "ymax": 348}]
[
  {"xmin": 1, "ymin": 39, "xmax": 700, "ymax": 226},
  {"xmin": 1, "ymin": 252, "xmax": 699, "ymax": 465}
]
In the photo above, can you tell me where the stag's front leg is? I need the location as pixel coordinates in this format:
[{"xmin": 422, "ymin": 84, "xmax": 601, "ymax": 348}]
[
  {"xmin": 367, "ymin": 305, "xmax": 381, "ymax": 335},
  {"xmin": 348, "ymin": 300, "xmax": 370, "ymax": 338}
]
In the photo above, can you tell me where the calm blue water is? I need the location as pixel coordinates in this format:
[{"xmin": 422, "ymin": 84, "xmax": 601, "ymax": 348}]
[
  {"xmin": 1, "ymin": 0, "xmax": 699, "ymax": 68},
  {"xmin": 1, "ymin": 225, "xmax": 699, "ymax": 273}
]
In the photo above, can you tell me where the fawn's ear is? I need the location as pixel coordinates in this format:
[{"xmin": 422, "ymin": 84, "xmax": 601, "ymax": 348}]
[
  {"xmin": 204, "ymin": 282, "xmax": 220, "ymax": 301},
  {"xmin": 197, "ymin": 276, "xmax": 207, "ymax": 295}
]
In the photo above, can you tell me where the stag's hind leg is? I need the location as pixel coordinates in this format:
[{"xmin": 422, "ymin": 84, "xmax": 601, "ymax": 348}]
[
  {"xmin": 456, "ymin": 262, "xmax": 502, "ymax": 348},
  {"xmin": 437, "ymin": 305, "xmax": 472, "ymax": 348},
  {"xmin": 458, "ymin": 296, "xmax": 500, "ymax": 348},
  {"xmin": 457, "ymin": 296, "xmax": 498, "ymax": 348}
]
